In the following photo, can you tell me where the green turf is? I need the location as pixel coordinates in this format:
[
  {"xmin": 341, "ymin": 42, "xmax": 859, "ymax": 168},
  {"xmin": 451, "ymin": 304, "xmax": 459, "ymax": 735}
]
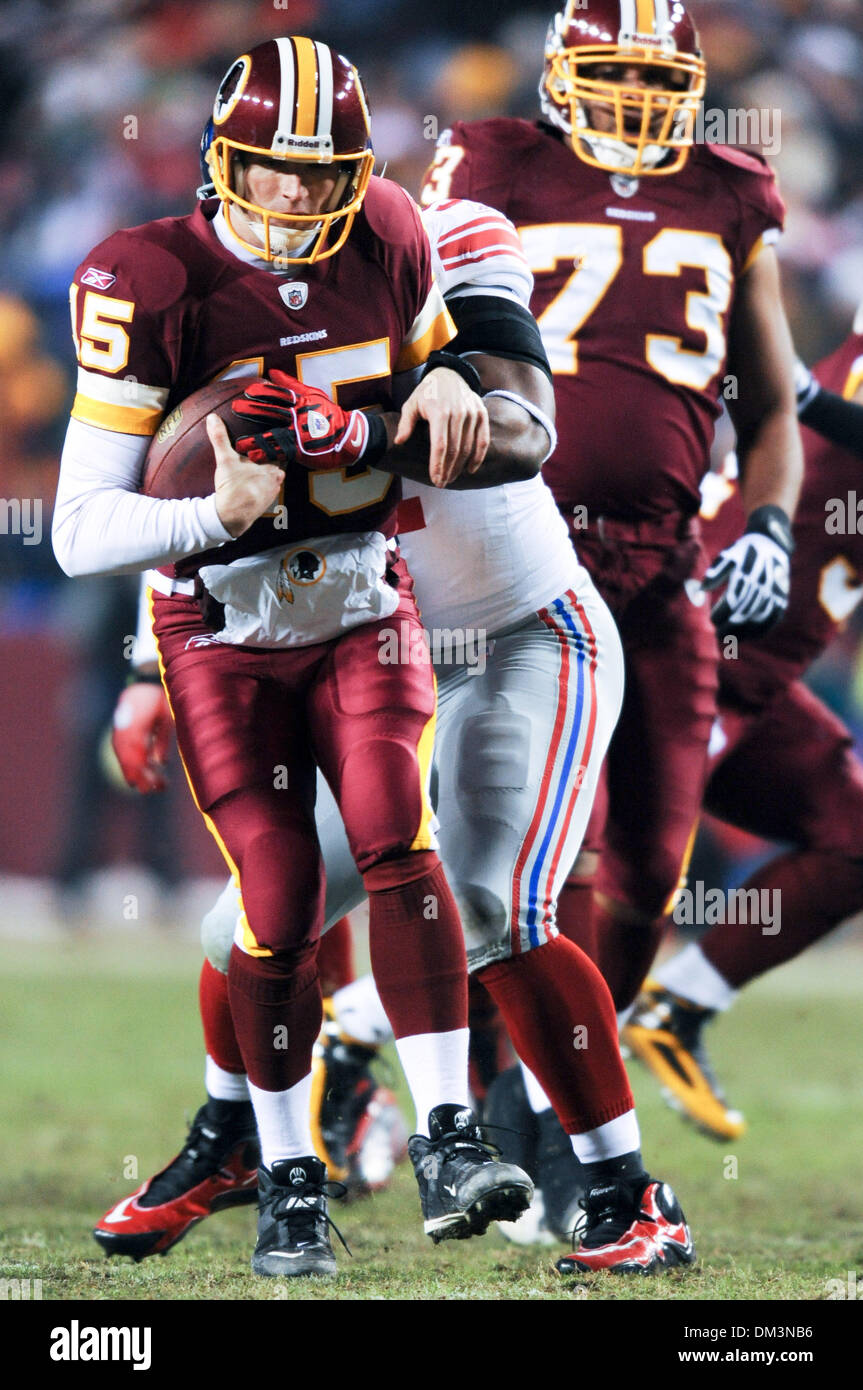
[{"xmin": 2, "ymin": 935, "xmax": 862, "ymax": 1302}]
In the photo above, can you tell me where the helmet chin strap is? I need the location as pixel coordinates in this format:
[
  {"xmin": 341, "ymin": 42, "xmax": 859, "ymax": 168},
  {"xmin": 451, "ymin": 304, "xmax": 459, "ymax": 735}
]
[{"xmin": 247, "ymin": 219, "xmax": 322, "ymax": 258}]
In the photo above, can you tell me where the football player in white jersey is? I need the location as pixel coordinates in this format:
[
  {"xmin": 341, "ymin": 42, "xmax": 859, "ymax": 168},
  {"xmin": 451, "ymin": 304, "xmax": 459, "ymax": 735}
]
[{"xmin": 95, "ymin": 194, "xmax": 696, "ymax": 1278}]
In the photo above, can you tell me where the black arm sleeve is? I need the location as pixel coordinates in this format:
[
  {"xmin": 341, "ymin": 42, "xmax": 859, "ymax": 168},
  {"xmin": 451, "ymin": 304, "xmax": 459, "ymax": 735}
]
[
  {"xmin": 444, "ymin": 293, "xmax": 552, "ymax": 381},
  {"xmin": 800, "ymin": 385, "xmax": 863, "ymax": 463}
]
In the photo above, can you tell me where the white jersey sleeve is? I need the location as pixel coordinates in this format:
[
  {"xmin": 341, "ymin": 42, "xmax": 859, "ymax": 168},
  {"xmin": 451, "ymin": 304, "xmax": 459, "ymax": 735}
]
[
  {"xmin": 402, "ymin": 198, "xmax": 580, "ymax": 635},
  {"xmin": 52, "ymin": 418, "xmax": 232, "ymax": 578},
  {"xmin": 421, "ymin": 198, "xmax": 533, "ymax": 308}
]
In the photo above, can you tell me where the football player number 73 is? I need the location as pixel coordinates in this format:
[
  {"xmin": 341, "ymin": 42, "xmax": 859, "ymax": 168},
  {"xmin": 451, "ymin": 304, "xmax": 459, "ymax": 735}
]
[{"xmin": 519, "ymin": 223, "xmax": 733, "ymax": 390}]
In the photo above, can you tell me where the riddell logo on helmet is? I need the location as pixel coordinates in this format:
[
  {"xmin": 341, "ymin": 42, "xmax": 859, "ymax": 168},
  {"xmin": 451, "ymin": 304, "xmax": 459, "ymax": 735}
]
[{"xmin": 277, "ymin": 134, "xmax": 330, "ymax": 152}]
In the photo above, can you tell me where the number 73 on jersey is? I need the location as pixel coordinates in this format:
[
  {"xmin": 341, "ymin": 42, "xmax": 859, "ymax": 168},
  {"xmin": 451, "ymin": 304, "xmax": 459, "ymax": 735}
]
[{"xmin": 520, "ymin": 222, "xmax": 734, "ymax": 392}]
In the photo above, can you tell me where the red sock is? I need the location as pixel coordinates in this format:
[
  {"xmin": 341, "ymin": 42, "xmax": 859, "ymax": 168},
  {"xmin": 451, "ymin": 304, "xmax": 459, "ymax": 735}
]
[
  {"xmin": 364, "ymin": 852, "xmax": 468, "ymax": 1039},
  {"xmin": 318, "ymin": 916, "xmax": 354, "ymax": 997},
  {"xmin": 227, "ymin": 943, "xmax": 322, "ymax": 1091},
  {"xmin": 596, "ymin": 901, "xmax": 667, "ymax": 1011},
  {"xmin": 701, "ymin": 850, "xmax": 863, "ymax": 988},
  {"xmin": 478, "ymin": 936, "xmax": 633, "ymax": 1133},
  {"xmin": 556, "ymin": 874, "xmax": 599, "ymax": 963},
  {"xmin": 199, "ymin": 958, "xmax": 244, "ymax": 1073}
]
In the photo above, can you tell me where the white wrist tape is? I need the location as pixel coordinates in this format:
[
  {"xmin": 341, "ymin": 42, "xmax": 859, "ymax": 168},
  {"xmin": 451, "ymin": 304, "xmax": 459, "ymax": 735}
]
[{"xmin": 482, "ymin": 389, "xmax": 558, "ymax": 464}]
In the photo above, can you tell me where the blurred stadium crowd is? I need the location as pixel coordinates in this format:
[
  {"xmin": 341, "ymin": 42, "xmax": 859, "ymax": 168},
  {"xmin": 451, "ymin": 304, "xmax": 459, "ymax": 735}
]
[{"xmin": 1, "ymin": 0, "xmax": 862, "ymax": 908}]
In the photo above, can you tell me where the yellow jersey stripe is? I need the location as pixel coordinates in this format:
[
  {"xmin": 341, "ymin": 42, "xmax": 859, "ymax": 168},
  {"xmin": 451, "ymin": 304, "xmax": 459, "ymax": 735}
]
[
  {"xmin": 662, "ymin": 817, "xmax": 700, "ymax": 918},
  {"xmin": 843, "ymin": 355, "xmax": 863, "ymax": 401},
  {"xmin": 71, "ymin": 393, "xmax": 164, "ymax": 436},
  {"xmin": 409, "ymin": 705, "xmax": 438, "ymax": 852},
  {"xmin": 396, "ymin": 282, "xmax": 456, "ymax": 372}
]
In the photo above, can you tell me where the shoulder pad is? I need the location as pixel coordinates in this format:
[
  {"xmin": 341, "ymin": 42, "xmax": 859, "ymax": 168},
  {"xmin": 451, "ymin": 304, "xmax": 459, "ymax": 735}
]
[
  {"xmin": 360, "ymin": 177, "xmax": 424, "ymax": 248},
  {"xmin": 422, "ymin": 198, "xmax": 532, "ymax": 306},
  {"xmin": 449, "ymin": 116, "xmax": 542, "ymax": 154},
  {"xmin": 700, "ymin": 144, "xmax": 776, "ymax": 179},
  {"xmin": 74, "ymin": 219, "xmax": 195, "ymax": 313}
]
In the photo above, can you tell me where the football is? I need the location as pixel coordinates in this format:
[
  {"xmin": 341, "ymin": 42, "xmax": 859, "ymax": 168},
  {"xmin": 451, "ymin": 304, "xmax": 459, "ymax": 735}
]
[{"xmin": 141, "ymin": 377, "xmax": 248, "ymax": 500}]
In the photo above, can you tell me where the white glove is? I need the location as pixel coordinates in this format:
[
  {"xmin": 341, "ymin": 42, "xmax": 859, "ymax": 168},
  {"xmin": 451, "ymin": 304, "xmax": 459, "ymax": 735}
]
[{"xmin": 702, "ymin": 506, "xmax": 793, "ymax": 640}]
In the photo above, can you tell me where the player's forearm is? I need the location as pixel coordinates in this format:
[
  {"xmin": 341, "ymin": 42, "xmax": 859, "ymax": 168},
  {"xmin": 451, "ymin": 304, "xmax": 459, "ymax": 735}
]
[
  {"xmin": 53, "ymin": 419, "xmax": 232, "ymax": 578},
  {"xmin": 378, "ymin": 404, "xmax": 542, "ymax": 489},
  {"xmin": 799, "ymin": 384, "xmax": 863, "ymax": 462},
  {"xmin": 735, "ymin": 408, "xmax": 803, "ymax": 519}
]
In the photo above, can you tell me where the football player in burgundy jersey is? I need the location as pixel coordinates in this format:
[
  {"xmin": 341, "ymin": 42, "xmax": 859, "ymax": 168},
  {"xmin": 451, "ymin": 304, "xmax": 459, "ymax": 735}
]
[
  {"xmin": 94, "ymin": 195, "xmax": 697, "ymax": 1279},
  {"xmin": 54, "ymin": 37, "xmax": 539, "ymax": 1278},
  {"xmin": 624, "ymin": 317, "xmax": 863, "ymax": 1139},
  {"xmin": 420, "ymin": 0, "xmax": 803, "ymax": 1029}
]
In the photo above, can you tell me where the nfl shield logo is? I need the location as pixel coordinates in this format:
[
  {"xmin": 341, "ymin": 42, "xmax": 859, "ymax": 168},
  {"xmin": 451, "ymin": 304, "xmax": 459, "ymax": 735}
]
[{"xmin": 279, "ymin": 282, "xmax": 308, "ymax": 310}]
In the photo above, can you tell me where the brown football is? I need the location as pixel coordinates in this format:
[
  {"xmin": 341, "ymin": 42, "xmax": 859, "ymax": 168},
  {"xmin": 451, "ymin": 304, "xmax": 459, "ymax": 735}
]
[{"xmin": 141, "ymin": 377, "xmax": 247, "ymax": 499}]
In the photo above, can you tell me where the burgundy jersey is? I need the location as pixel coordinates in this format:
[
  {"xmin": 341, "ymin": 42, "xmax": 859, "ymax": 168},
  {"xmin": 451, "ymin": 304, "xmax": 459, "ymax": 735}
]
[
  {"xmin": 703, "ymin": 331, "xmax": 863, "ymax": 708},
  {"xmin": 422, "ymin": 118, "xmax": 785, "ymax": 523},
  {"xmin": 69, "ymin": 177, "xmax": 454, "ymax": 569}
]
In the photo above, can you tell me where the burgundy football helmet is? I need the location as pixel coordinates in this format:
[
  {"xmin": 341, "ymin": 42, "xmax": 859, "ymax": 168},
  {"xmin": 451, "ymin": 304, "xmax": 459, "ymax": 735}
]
[
  {"xmin": 540, "ymin": 0, "xmax": 706, "ymax": 176},
  {"xmin": 208, "ymin": 36, "xmax": 375, "ymax": 264}
]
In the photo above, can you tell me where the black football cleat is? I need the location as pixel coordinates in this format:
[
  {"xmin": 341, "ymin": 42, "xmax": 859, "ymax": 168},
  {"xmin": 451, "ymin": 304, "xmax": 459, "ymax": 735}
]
[
  {"xmin": 251, "ymin": 1156, "xmax": 344, "ymax": 1278},
  {"xmin": 408, "ymin": 1104, "xmax": 534, "ymax": 1243},
  {"xmin": 556, "ymin": 1177, "xmax": 695, "ymax": 1276},
  {"xmin": 533, "ymin": 1106, "xmax": 586, "ymax": 1242},
  {"xmin": 92, "ymin": 1101, "xmax": 259, "ymax": 1260}
]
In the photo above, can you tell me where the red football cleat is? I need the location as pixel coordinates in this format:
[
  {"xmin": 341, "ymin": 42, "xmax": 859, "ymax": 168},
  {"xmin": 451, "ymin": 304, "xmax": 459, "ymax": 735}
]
[
  {"xmin": 93, "ymin": 1104, "xmax": 259, "ymax": 1260},
  {"xmin": 556, "ymin": 1178, "xmax": 695, "ymax": 1276}
]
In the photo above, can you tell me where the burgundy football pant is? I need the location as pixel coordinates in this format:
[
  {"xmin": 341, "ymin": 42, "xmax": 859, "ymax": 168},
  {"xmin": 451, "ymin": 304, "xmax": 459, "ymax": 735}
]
[
  {"xmin": 697, "ymin": 679, "xmax": 863, "ymax": 986},
  {"xmin": 151, "ymin": 568, "xmax": 467, "ymax": 1091}
]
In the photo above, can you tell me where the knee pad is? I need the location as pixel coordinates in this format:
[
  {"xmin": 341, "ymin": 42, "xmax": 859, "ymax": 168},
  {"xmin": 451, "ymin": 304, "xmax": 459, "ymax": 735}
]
[
  {"xmin": 201, "ymin": 879, "xmax": 241, "ymax": 973},
  {"xmin": 456, "ymin": 704, "xmax": 531, "ymax": 794}
]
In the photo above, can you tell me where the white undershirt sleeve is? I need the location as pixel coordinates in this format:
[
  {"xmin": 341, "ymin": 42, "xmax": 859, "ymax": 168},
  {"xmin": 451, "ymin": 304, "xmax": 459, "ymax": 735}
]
[{"xmin": 52, "ymin": 418, "xmax": 232, "ymax": 578}]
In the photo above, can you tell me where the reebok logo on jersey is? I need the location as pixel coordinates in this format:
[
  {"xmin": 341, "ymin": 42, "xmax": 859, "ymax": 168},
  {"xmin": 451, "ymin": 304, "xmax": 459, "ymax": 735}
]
[{"xmin": 81, "ymin": 267, "xmax": 117, "ymax": 290}]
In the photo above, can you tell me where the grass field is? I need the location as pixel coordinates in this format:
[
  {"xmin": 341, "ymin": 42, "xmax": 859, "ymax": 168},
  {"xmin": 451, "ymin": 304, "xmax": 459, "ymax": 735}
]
[{"xmin": 2, "ymin": 932, "xmax": 862, "ymax": 1305}]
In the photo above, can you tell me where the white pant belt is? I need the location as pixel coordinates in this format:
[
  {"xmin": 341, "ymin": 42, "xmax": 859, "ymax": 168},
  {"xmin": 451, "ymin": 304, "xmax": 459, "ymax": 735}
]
[{"xmin": 145, "ymin": 568, "xmax": 197, "ymax": 597}]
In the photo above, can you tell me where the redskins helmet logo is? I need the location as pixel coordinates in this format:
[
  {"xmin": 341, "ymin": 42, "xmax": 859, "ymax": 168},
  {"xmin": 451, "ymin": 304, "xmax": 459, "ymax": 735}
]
[{"xmin": 213, "ymin": 55, "xmax": 251, "ymax": 125}]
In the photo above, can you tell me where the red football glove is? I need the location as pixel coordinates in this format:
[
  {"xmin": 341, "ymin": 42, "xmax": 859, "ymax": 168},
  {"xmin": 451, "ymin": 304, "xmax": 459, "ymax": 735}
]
[
  {"xmin": 232, "ymin": 370, "xmax": 387, "ymax": 471},
  {"xmin": 111, "ymin": 682, "xmax": 173, "ymax": 793}
]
